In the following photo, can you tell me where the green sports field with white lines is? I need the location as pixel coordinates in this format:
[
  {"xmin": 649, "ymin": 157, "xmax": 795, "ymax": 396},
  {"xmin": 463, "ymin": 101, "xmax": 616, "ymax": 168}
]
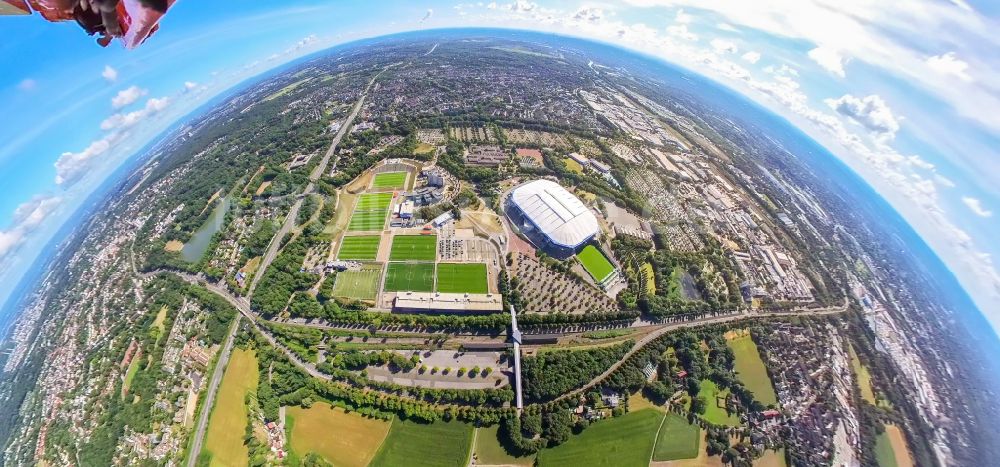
[
  {"xmin": 348, "ymin": 193, "xmax": 394, "ymax": 231},
  {"xmin": 338, "ymin": 235, "xmax": 380, "ymax": 261},
  {"xmin": 372, "ymin": 171, "xmax": 407, "ymax": 189},
  {"xmin": 389, "ymin": 235, "xmax": 437, "ymax": 261}
]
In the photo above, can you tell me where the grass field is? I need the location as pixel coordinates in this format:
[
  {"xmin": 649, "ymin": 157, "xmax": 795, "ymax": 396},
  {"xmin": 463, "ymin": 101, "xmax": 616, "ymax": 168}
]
[
  {"xmin": 348, "ymin": 210, "xmax": 387, "ymax": 231},
  {"xmin": 849, "ymin": 344, "xmax": 877, "ymax": 404},
  {"xmin": 384, "ymin": 263, "xmax": 435, "ymax": 292},
  {"xmin": 286, "ymin": 402, "xmax": 391, "ymax": 467},
  {"xmin": 371, "ymin": 419, "xmax": 473, "ymax": 467},
  {"xmin": 563, "ymin": 157, "xmax": 585, "ymax": 174},
  {"xmin": 121, "ymin": 353, "xmax": 141, "ymax": 399},
  {"xmin": 875, "ymin": 425, "xmax": 913, "ymax": 467},
  {"xmin": 537, "ymin": 409, "xmax": 662, "ymax": 467},
  {"xmin": 473, "ymin": 425, "xmax": 534, "ymax": 466},
  {"xmin": 389, "ymin": 235, "xmax": 437, "ymax": 261},
  {"xmin": 338, "ymin": 235, "xmax": 381, "ymax": 261},
  {"xmin": 652, "ymin": 413, "xmax": 701, "ymax": 461},
  {"xmin": 578, "ymin": 245, "xmax": 615, "ymax": 282},
  {"xmin": 202, "ymin": 349, "xmax": 258, "ymax": 467},
  {"xmin": 356, "ymin": 192, "xmax": 394, "ymax": 210},
  {"xmin": 152, "ymin": 305, "xmax": 168, "ymax": 331},
  {"xmin": 727, "ymin": 334, "xmax": 778, "ymax": 406},
  {"xmin": 331, "ymin": 264, "xmax": 382, "ymax": 300},
  {"xmin": 415, "ymin": 142, "xmax": 436, "ymax": 155},
  {"xmin": 436, "ymin": 263, "xmax": 488, "ymax": 293},
  {"xmin": 372, "ymin": 172, "xmax": 407, "ymax": 189},
  {"xmin": 641, "ymin": 262, "xmax": 656, "ymax": 294},
  {"xmin": 699, "ymin": 379, "xmax": 740, "ymax": 426}
]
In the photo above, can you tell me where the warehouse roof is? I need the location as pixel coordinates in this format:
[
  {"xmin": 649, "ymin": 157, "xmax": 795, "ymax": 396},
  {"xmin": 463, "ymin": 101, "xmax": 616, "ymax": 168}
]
[{"xmin": 509, "ymin": 179, "xmax": 600, "ymax": 248}]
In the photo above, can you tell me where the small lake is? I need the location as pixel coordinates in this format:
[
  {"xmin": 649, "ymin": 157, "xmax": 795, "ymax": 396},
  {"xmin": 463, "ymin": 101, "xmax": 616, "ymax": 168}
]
[{"xmin": 181, "ymin": 197, "xmax": 230, "ymax": 262}]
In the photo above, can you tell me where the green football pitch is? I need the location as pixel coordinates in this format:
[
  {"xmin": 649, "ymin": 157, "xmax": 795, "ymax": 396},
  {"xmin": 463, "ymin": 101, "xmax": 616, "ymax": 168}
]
[
  {"xmin": 436, "ymin": 263, "xmax": 488, "ymax": 294},
  {"xmin": 348, "ymin": 210, "xmax": 386, "ymax": 231},
  {"xmin": 331, "ymin": 264, "xmax": 382, "ymax": 300},
  {"xmin": 384, "ymin": 263, "xmax": 435, "ymax": 292},
  {"xmin": 356, "ymin": 193, "xmax": 393, "ymax": 210},
  {"xmin": 389, "ymin": 235, "xmax": 437, "ymax": 261},
  {"xmin": 372, "ymin": 172, "xmax": 407, "ymax": 189},
  {"xmin": 577, "ymin": 245, "xmax": 615, "ymax": 282},
  {"xmin": 338, "ymin": 235, "xmax": 380, "ymax": 261}
]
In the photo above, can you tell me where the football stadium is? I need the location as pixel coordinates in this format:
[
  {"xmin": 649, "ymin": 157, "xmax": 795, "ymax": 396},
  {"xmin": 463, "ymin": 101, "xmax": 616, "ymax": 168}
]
[{"xmin": 505, "ymin": 179, "xmax": 601, "ymax": 258}]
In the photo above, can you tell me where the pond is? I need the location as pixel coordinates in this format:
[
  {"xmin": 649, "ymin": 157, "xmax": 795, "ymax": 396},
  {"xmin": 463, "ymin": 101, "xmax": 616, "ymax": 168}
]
[{"xmin": 181, "ymin": 197, "xmax": 230, "ymax": 262}]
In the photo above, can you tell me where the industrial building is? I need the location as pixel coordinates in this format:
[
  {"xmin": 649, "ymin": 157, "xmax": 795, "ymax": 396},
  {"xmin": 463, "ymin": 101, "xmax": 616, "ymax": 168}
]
[{"xmin": 505, "ymin": 179, "xmax": 600, "ymax": 258}]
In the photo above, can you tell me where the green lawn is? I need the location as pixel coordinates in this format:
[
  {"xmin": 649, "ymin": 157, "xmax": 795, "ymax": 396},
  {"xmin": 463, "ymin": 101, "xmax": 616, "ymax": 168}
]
[
  {"xmin": 473, "ymin": 425, "xmax": 534, "ymax": 466},
  {"xmin": 121, "ymin": 354, "xmax": 141, "ymax": 399},
  {"xmin": 728, "ymin": 334, "xmax": 778, "ymax": 406},
  {"xmin": 286, "ymin": 402, "xmax": 391, "ymax": 467},
  {"xmin": 652, "ymin": 413, "xmax": 700, "ymax": 461},
  {"xmin": 331, "ymin": 264, "xmax": 382, "ymax": 300},
  {"xmin": 537, "ymin": 409, "xmax": 662, "ymax": 467},
  {"xmin": 348, "ymin": 210, "xmax": 387, "ymax": 231},
  {"xmin": 577, "ymin": 245, "xmax": 615, "ymax": 282},
  {"xmin": 436, "ymin": 263, "xmax": 488, "ymax": 294},
  {"xmin": 356, "ymin": 193, "xmax": 394, "ymax": 210},
  {"xmin": 389, "ymin": 235, "xmax": 437, "ymax": 261},
  {"xmin": 699, "ymin": 379, "xmax": 740, "ymax": 426},
  {"xmin": 384, "ymin": 263, "xmax": 435, "ymax": 292},
  {"xmin": 338, "ymin": 235, "xmax": 380, "ymax": 261},
  {"xmin": 371, "ymin": 419, "xmax": 474, "ymax": 467},
  {"xmin": 372, "ymin": 172, "xmax": 407, "ymax": 189}
]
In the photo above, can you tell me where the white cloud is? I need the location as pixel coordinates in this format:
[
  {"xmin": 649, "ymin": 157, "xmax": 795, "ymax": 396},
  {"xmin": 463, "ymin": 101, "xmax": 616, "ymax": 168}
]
[
  {"xmin": 421, "ymin": 8, "xmax": 433, "ymax": 22},
  {"xmin": 184, "ymin": 81, "xmax": 198, "ymax": 91},
  {"xmin": 807, "ymin": 46, "xmax": 846, "ymax": 77},
  {"xmin": 510, "ymin": 0, "xmax": 538, "ymax": 12},
  {"xmin": 926, "ymin": 52, "xmax": 972, "ymax": 82},
  {"xmin": 666, "ymin": 24, "xmax": 698, "ymax": 41},
  {"xmin": 716, "ymin": 22, "xmax": 738, "ymax": 32},
  {"xmin": 102, "ymin": 65, "xmax": 118, "ymax": 82},
  {"xmin": 741, "ymin": 51, "xmax": 761, "ymax": 64},
  {"xmin": 824, "ymin": 94, "xmax": 901, "ymax": 141},
  {"xmin": 111, "ymin": 85, "xmax": 146, "ymax": 109},
  {"xmin": 0, "ymin": 196, "xmax": 62, "ymax": 259},
  {"xmin": 572, "ymin": 7, "xmax": 603, "ymax": 22},
  {"xmin": 710, "ymin": 39, "xmax": 738, "ymax": 54},
  {"xmin": 674, "ymin": 8, "xmax": 693, "ymax": 24},
  {"xmin": 962, "ymin": 197, "xmax": 993, "ymax": 217},
  {"xmin": 17, "ymin": 79, "xmax": 36, "ymax": 91}
]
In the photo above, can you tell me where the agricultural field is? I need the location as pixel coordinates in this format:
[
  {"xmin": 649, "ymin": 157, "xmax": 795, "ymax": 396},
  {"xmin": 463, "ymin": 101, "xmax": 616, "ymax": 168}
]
[
  {"xmin": 875, "ymin": 425, "xmax": 914, "ymax": 467},
  {"xmin": 537, "ymin": 409, "xmax": 662, "ymax": 467},
  {"xmin": 331, "ymin": 264, "xmax": 383, "ymax": 300},
  {"xmin": 699, "ymin": 379, "xmax": 740, "ymax": 426},
  {"xmin": 472, "ymin": 425, "xmax": 534, "ymax": 466},
  {"xmin": 201, "ymin": 349, "xmax": 259, "ymax": 466},
  {"xmin": 389, "ymin": 235, "xmax": 437, "ymax": 261},
  {"xmin": 372, "ymin": 172, "xmax": 407, "ymax": 189},
  {"xmin": 652, "ymin": 413, "xmax": 701, "ymax": 461},
  {"xmin": 338, "ymin": 235, "xmax": 380, "ymax": 261},
  {"xmin": 371, "ymin": 419, "xmax": 474, "ymax": 467},
  {"xmin": 286, "ymin": 402, "xmax": 391, "ymax": 467},
  {"xmin": 727, "ymin": 332, "xmax": 778, "ymax": 406},
  {"xmin": 384, "ymin": 263, "xmax": 435, "ymax": 292},
  {"xmin": 577, "ymin": 245, "xmax": 615, "ymax": 282},
  {"xmin": 436, "ymin": 263, "xmax": 488, "ymax": 294}
]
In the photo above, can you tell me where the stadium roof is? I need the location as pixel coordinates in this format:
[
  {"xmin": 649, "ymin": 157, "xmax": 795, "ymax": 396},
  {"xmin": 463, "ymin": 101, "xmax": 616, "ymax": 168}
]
[{"xmin": 509, "ymin": 179, "xmax": 600, "ymax": 248}]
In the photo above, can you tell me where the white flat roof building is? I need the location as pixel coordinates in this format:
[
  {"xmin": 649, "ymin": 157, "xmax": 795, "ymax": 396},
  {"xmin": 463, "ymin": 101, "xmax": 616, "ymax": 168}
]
[
  {"xmin": 508, "ymin": 179, "xmax": 600, "ymax": 249},
  {"xmin": 393, "ymin": 292, "xmax": 503, "ymax": 314}
]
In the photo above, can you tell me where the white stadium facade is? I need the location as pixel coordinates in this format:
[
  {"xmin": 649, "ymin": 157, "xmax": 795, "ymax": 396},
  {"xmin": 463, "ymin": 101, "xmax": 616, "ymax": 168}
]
[{"xmin": 505, "ymin": 179, "xmax": 600, "ymax": 258}]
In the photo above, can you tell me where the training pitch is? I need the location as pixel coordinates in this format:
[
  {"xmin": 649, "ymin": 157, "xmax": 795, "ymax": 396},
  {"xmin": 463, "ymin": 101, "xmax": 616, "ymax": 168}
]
[
  {"xmin": 338, "ymin": 235, "xmax": 380, "ymax": 261},
  {"xmin": 372, "ymin": 172, "xmax": 407, "ymax": 189},
  {"xmin": 384, "ymin": 263, "xmax": 435, "ymax": 292},
  {"xmin": 389, "ymin": 235, "xmax": 437, "ymax": 261},
  {"xmin": 577, "ymin": 245, "xmax": 615, "ymax": 282},
  {"xmin": 436, "ymin": 263, "xmax": 488, "ymax": 293},
  {"xmin": 331, "ymin": 264, "xmax": 382, "ymax": 300}
]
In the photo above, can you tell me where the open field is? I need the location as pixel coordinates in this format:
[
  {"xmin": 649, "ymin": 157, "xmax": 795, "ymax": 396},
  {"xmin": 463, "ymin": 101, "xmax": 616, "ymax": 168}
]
[
  {"xmin": 348, "ymin": 210, "xmax": 387, "ymax": 231},
  {"xmin": 265, "ymin": 77, "xmax": 311, "ymax": 101},
  {"xmin": 436, "ymin": 263, "xmax": 488, "ymax": 293},
  {"xmin": 121, "ymin": 353, "xmax": 141, "ymax": 399},
  {"xmin": 415, "ymin": 142, "xmax": 436, "ymax": 155},
  {"xmin": 356, "ymin": 192, "xmax": 394, "ymax": 210},
  {"xmin": 876, "ymin": 425, "xmax": 914, "ymax": 467},
  {"xmin": 372, "ymin": 172, "xmax": 407, "ymax": 189},
  {"xmin": 152, "ymin": 305, "xmax": 168, "ymax": 331},
  {"xmin": 537, "ymin": 409, "xmax": 662, "ymax": 467},
  {"xmin": 849, "ymin": 344, "xmax": 877, "ymax": 404},
  {"xmin": 727, "ymin": 333, "xmax": 778, "ymax": 406},
  {"xmin": 652, "ymin": 413, "xmax": 701, "ymax": 461},
  {"xmin": 473, "ymin": 425, "xmax": 535, "ymax": 466},
  {"xmin": 389, "ymin": 235, "xmax": 437, "ymax": 261},
  {"xmin": 699, "ymin": 379, "xmax": 740, "ymax": 426},
  {"xmin": 331, "ymin": 264, "xmax": 382, "ymax": 300},
  {"xmin": 202, "ymin": 349, "xmax": 258, "ymax": 466},
  {"xmin": 338, "ymin": 235, "xmax": 380, "ymax": 261},
  {"xmin": 371, "ymin": 419, "xmax": 473, "ymax": 467},
  {"xmin": 164, "ymin": 240, "xmax": 184, "ymax": 252},
  {"xmin": 577, "ymin": 245, "xmax": 615, "ymax": 282},
  {"xmin": 286, "ymin": 402, "xmax": 391, "ymax": 467},
  {"xmin": 641, "ymin": 262, "xmax": 656, "ymax": 294},
  {"xmin": 384, "ymin": 263, "xmax": 435, "ymax": 292},
  {"xmin": 563, "ymin": 157, "xmax": 585, "ymax": 174}
]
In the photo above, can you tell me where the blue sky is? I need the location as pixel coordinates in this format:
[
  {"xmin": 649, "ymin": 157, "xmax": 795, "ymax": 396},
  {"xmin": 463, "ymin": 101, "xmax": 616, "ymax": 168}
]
[{"xmin": 1, "ymin": 0, "xmax": 999, "ymax": 331}]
